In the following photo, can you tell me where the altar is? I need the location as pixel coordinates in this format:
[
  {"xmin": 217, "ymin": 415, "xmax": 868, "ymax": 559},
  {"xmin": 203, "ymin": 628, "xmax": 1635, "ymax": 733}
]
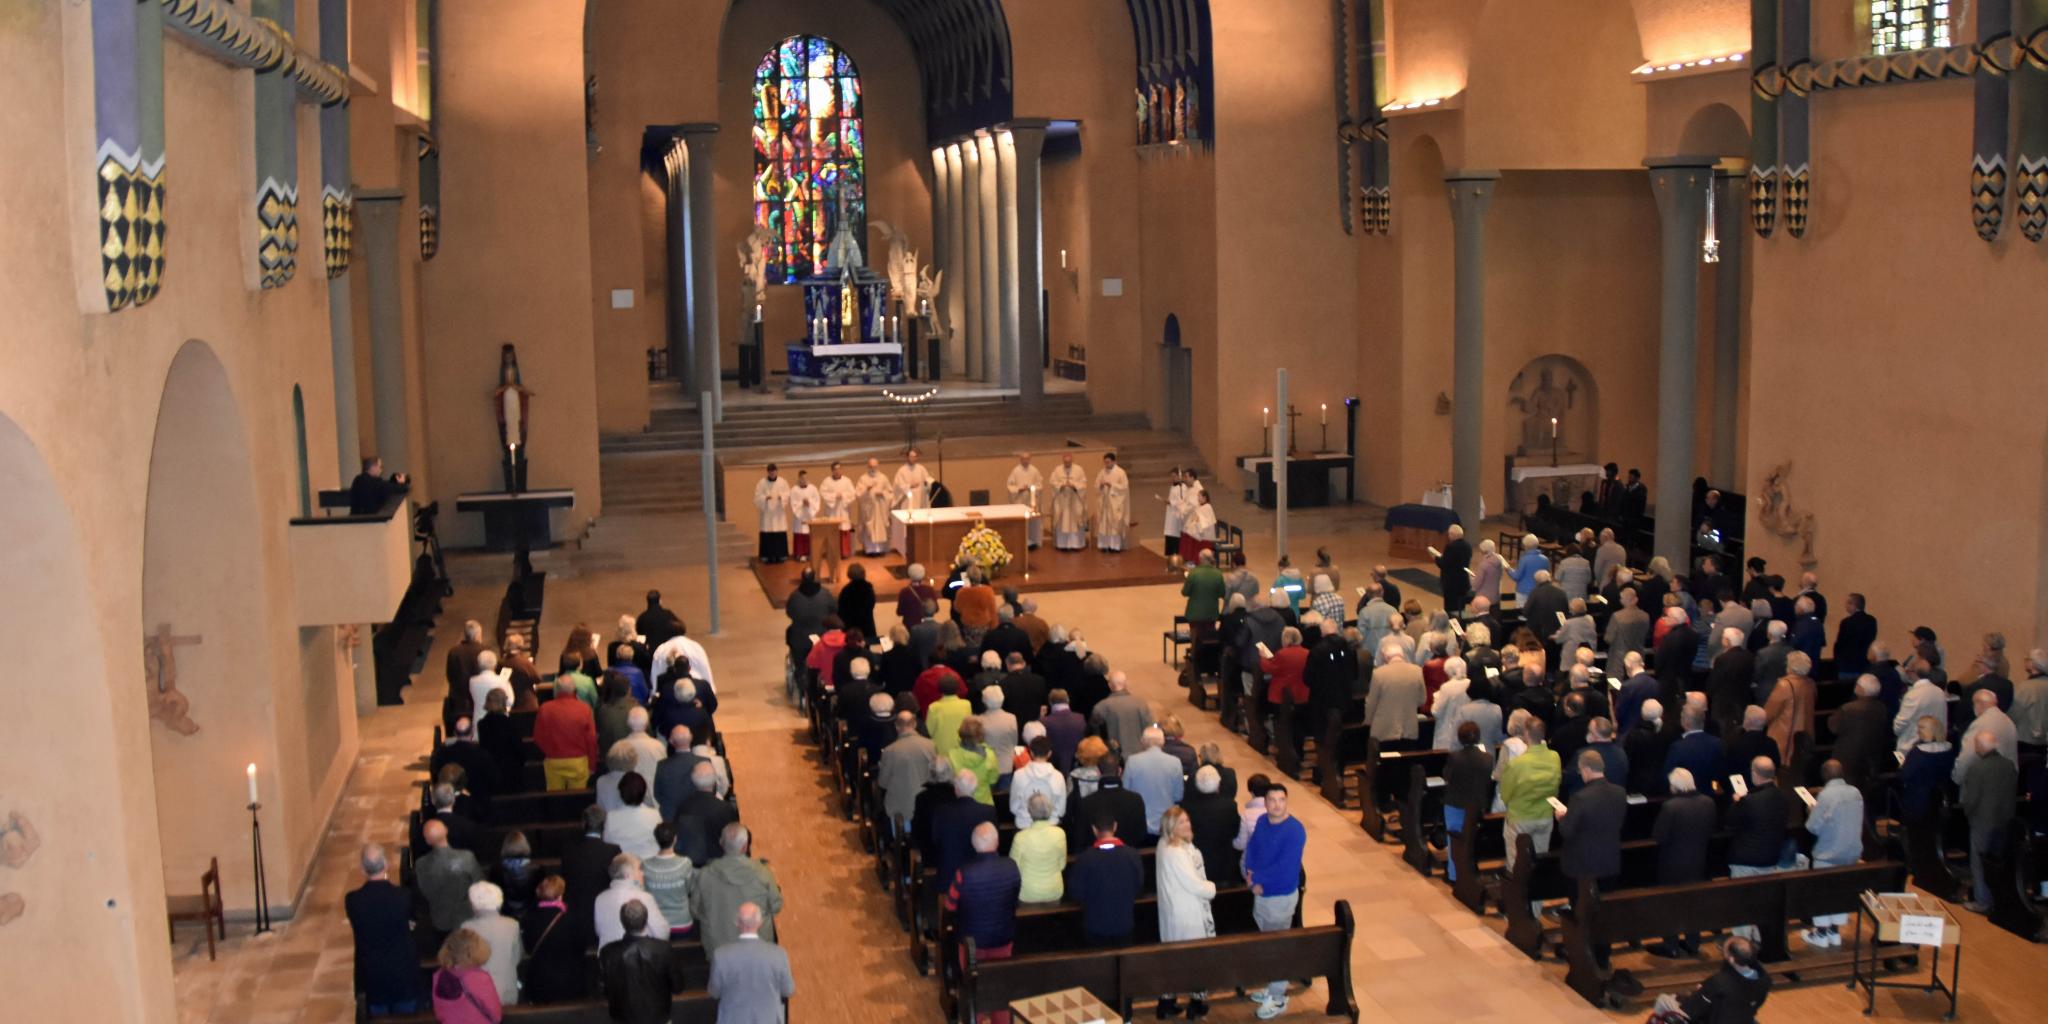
[
  {"xmin": 787, "ymin": 340, "xmax": 904, "ymax": 387},
  {"xmin": 781, "ymin": 212, "xmax": 907, "ymax": 388},
  {"xmin": 1505, "ymin": 461, "xmax": 1603, "ymax": 516},
  {"xmin": 891, "ymin": 504, "xmax": 1033, "ymax": 568}
]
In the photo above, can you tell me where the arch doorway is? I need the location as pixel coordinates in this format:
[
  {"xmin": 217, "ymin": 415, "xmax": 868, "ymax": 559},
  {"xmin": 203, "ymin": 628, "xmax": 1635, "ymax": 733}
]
[
  {"xmin": 1161, "ymin": 314, "xmax": 1192, "ymax": 435},
  {"xmin": 142, "ymin": 341, "xmax": 280, "ymax": 919},
  {"xmin": 0, "ymin": 413, "xmax": 145, "ymax": 1020}
]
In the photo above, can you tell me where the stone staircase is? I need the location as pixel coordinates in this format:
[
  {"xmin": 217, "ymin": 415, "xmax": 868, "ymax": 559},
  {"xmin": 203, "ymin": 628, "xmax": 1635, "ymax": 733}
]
[{"xmin": 541, "ymin": 384, "xmax": 1209, "ymax": 573}]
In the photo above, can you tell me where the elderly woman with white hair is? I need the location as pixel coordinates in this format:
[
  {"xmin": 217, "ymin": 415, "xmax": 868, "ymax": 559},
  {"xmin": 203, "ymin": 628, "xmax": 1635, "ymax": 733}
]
[
  {"xmin": 1471, "ymin": 538, "xmax": 1507, "ymax": 606},
  {"xmin": 1449, "ymin": 659, "xmax": 1505, "ymax": 750},
  {"xmin": 1309, "ymin": 574, "xmax": 1346, "ymax": 630},
  {"xmin": 1762, "ymin": 650, "xmax": 1818, "ymax": 763},
  {"xmin": 463, "ymin": 880, "xmax": 523, "ymax": 1005},
  {"xmin": 1430, "ymin": 657, "xmax": 1474, "ymax": 750},
  {"xmin": 1507, "ymin": 533, "xmax": 1548, "ymax": 605}
]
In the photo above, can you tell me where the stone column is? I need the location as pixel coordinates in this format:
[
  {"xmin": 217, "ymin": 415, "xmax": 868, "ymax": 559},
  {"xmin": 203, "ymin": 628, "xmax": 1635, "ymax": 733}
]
[
  {"xmin": 996, "ymin": 130, "xmax": 1021, "ymax": 389},
  {"xmin": 1444, "ymin": 171, "xmax": 1500, "ymax": 531},
  {"xmin": 1009, "ymin": 122, "xmax": 1049, "ymax": 405},
  {"xmin": 943, "ymin": 143, "xmax": 968, "ymax": 375},
  {"xmin": 961, "ymin": 141, "xmax": 985, "ymax": 379},
  {"xmin": 1646, "ymin": 156, "xmax": 1715, "ymax": 566},
  {"xmin": 664, "ymin": 144, "xmax": 692, "ymax": 392},
  {"xmin": 1710, "ymin": 167, "xmax": 1744, "ymax": 487},
  {"xmin": 679, "ymin": 124, "xmax": 721, "ymax": 420},
  {"xmin": 355, "ymin": 189, "xmax": 412, "ymax": 473},
  {"xmin": 976, "ymin": 131, "xmax": 1002, "ymax": 384}
]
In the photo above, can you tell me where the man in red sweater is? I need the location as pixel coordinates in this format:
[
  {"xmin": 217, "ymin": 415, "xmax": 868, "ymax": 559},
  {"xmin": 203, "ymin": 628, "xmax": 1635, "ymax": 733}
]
[{"xmin": 534, "ymin": 683, "xmax": 598, "ymax": 790}]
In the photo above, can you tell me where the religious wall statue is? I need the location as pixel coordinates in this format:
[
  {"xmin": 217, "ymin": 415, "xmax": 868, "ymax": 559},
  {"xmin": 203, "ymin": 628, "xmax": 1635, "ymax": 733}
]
[
  {"xmin": 493, "ymin": 344, "xmax": 534, "ymax": 493},
  {"xmin": 871, "ymin": 220, "xmax": 919, "ymax": 308},
  {"xmin": 0, "ymin": 810, "xmax": 39, "ymax": 926},
  {"xmin": 916, "ymin": 265, "xmax": 944, "ymax": 323},
  {"xmin": 143, "ymin": 624, "xmax": 201, "ymax": 736},
  {"xmin": 1506, "ymin": 357, "xmax": 1594, "ymax": 459},
  {"xmin": 736, "ymin": 225, "xmax": 773, "ymax": 317},
  {"xmin": 1756, "ymin": 461, "xmax": 1819, "ymax": 567}
]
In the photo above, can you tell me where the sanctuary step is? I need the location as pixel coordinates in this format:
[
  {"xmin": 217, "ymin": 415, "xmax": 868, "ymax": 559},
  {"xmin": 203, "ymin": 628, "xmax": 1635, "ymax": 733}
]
[{"xmin": 603, "ymin": 387, "xmax": 1149, "ymax": 454}]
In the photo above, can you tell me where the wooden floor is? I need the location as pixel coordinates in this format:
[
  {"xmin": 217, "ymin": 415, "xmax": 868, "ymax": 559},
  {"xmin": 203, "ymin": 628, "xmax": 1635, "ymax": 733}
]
[{"xmin": 748, "ymin": 541, "xmax": 1175, "ymax": 607}]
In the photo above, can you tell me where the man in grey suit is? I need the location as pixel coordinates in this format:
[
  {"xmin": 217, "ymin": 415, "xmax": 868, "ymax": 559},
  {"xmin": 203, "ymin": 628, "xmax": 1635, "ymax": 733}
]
[
  {"xmin": 1363, "ymin": 640, "xmax": 1427, "ymax": 746},
  {"xmin": 708, "ymin": 903, "xmax": 795, "ymax": 1024},
  {"xmin": 877, "ymin": 711, "xmax": 938, "ymax": 834},
  {"xmin": 413, "ymin": 819, "xmax": 484, "ymax": 941},
  {"xmin": 653, "ymin": 725, "xmax": 707, "ymax": 823}
]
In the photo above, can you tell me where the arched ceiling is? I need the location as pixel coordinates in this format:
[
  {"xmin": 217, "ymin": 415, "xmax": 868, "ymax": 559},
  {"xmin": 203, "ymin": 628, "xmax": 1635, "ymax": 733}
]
[{"xmin": 874, "ymin": 0, "xmax": 1014, "ymax": 141}]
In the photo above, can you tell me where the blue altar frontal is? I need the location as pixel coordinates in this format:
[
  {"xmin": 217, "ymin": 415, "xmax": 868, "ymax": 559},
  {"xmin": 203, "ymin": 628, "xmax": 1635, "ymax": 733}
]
[{"xmin": 787, "ymin": 268, "xmax": 905, "ymax": 387}]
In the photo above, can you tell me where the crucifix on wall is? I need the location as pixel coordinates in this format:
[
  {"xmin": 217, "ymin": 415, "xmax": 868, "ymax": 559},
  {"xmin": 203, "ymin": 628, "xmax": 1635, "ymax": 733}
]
[{"xmin": 143, "ymin": 623, "xmax": 203, "ymax": 736}]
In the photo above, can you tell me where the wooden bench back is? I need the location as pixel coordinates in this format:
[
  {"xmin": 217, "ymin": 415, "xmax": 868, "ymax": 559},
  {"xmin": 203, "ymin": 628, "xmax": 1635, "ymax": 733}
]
[{"xmin": 962, "ymin": 900, "xmax": 1358, "ymax": 1024}]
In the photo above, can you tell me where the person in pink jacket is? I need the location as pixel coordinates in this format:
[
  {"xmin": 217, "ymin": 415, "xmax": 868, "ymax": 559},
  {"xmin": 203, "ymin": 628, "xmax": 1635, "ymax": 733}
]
[{"xmin": 430, "ymin": 927, "xmax": 503, "ymax": 1023}]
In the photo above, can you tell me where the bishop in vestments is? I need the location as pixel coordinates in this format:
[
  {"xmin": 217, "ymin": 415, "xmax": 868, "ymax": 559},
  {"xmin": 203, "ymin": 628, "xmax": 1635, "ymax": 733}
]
[
  {"xmin": 1048, "ymin": 452, "xmax": 1088, "ymax": 551},
  {"xmin": 854, "ymin": 457, "xmax": 894, "ymax": 555},
  {"xmin": 1094, "ymin": 453, "xmax": 1130, "ymax": 552},
  {"xmin": 1006, "ymin": 452, "xmax": 1044, "ymax": 550},
  {"xmin": 894, "ymin": 448, "xmax": 934, "ymax": 511},
  {"xmin": 818, "ymin": 460, "xmax": 858, "ymax": 559},
  {"xmin": 753, "ymin": 464, "xmax": 792, "ymax": 564}
]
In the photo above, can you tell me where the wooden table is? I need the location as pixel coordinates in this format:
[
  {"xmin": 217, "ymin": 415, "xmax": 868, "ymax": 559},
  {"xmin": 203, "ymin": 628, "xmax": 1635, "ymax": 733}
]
[
  {"xmin": 890, "ymin": 504, "xmax": 1032, "ymax": 569},
  {"xmin": 808, "ymin": 517, "xmax": 846, "ymax": 582}
]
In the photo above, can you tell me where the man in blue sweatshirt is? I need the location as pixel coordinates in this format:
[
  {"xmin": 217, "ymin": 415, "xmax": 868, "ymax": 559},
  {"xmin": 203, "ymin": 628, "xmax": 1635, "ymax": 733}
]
[{"xmin": 1242, "ymin": 782, "xmax": 1307, "ymax": 1019}]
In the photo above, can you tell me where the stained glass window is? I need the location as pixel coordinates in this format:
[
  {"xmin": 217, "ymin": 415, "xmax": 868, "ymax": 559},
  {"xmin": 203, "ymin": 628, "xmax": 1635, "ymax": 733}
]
[
  {"xmin": 753, "ymin": 35, "xmax": 864, "ymax": 283},
  {"xmin": 1869, "ymin": 1, "xmax": 1951, "ymax": 55}
]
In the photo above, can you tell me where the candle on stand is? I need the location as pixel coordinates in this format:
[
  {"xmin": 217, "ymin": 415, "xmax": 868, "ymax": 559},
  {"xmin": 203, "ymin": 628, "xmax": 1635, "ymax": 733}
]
[
  {"xmin": 1321, "ymin": 402, "xmax": 1328, "ymax": 425},
  {"xmin": 246, "ymin": 762, "xmax": 259, "ymax": 805},
  {"xmin": 1262, "ymin": 406, "xmax": 1271, "ymax": 428},
  {"xmin": 1550, "ymin": 417, "xmax": 1558, "ymax": 438},
  {"xmin": 754, "ymin": 303, "xmax": 763, "ymax": 324}
]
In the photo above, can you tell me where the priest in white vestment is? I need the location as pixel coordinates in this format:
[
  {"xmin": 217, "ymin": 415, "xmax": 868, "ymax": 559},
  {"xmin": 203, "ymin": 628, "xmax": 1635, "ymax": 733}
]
[
  {"xmin": 894, "ymin": 448, "xmax": 934, "ymax": 511},
  {"xmin": 1048, "ymin": 452, "xmax": 1088, "ymax": 551},
  {"xmin": 1006, "ymin": 453, "xmax": 1044, "ymax": 550},
  {"xmin": 753, "ymin": 464, "xmax": 792, "ymax": 563},
  {"xmin": 786, "ymin": 469, "xmax": 822, "ymax": 559},
  {"xmin": 854, "ymin": 457, "xmax": 894, "ymax": 555},
  {"xmin": 1094, "ymin": 453, "xmax": 1131, "ymax": 551},
  {"xmin": 818, "ymin": 460, "xmax": 858, "ymax": 559}
]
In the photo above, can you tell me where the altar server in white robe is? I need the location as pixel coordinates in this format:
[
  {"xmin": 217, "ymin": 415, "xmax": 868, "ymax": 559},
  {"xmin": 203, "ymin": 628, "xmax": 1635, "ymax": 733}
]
[
  {"xmin": 786, "ymin": 469, "xmax": 822, "ymax": 559},
  {"xmin": 1174, "ymin": 470, "xmax": 1210, "ymax": 563},
  {"xmin": 854, "ymin": 457, "xmax": 894, "ymax": 555},
  {"xmin": 1048, "ymin": 452, "xmax": 1089, "ymax": 551},
  {"xmin": 1157, "ymin": 468, "xmax": 1186, "ymax": 557},
  {"xmin": 1095, "ymin": 453, "xmax": 1131, "ymax": 552},
  {"xmin": 818, "ymin": 460, "xmax": 859, "ymax": 559},
  {"xmin": 1006, "ymin": 453, "xmax": 1044, "ymax": 550},
  {"xmin": 753, "ymin": 464, "xmax": 792, "ymax": 564},
  {"xmin": 1182, "ymin": 489, "xmax": 1219, "ymax": 564},
  {"xmin": 894, "ymin": 448, "xmax": 934, "ymax": 511}
]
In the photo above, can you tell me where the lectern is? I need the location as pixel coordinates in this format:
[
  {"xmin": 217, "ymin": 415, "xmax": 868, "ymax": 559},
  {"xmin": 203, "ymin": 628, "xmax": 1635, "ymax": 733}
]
[{"xmin": 809, "ymin": 517, "xmax": 846, "ymax": 583}]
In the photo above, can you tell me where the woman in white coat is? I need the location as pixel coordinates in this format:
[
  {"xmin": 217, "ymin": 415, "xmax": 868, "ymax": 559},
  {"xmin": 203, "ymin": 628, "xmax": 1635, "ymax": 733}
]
[{"xmin": 1155, "ymin": 805, "xmax": 1217, "ymax": 1019}]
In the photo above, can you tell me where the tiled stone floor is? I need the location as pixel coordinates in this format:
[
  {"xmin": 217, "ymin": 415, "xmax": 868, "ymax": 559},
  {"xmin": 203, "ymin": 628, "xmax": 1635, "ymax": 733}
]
[{"xmin": 172, "ymin": 503, "xmax": 2043, "ymax": 1022}]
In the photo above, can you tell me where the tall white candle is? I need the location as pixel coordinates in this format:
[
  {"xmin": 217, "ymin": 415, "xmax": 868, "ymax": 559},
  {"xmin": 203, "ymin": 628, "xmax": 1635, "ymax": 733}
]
[
  {"xmin": 1550, "ymin": 417, "xmax": 1558, "ymax": 438},
  {"xmin": 1321, "ymin": 402, "xmax": 1328, "ymax": 425},
  {"xmin": 246, "ymin": 762, "xmax": 259, "ymax": 805}
]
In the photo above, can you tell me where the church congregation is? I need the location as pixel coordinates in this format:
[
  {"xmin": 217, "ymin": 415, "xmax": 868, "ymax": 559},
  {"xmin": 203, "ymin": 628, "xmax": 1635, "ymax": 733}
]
[{"xmin": 12, "ymin": 2, "xmax": 2048, "ymax": 1024}]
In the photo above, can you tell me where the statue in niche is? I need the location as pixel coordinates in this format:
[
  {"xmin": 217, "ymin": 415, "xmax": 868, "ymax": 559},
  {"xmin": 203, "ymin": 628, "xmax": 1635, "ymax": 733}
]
[
  {"xmin": 1756, "ymin": 461, "xmax": 1819, "ymax": 567},
  {"xmin": 143, "ymin": 623, "xmax": 202, "ymax": 736},
  {"xmin": 1511, "ymin": 367, "xmax": 1570, "ymax": 455},
  {"xmin": 736, "ymin": 225, "xmax": 773, "ymax": 319},
  {"xmin": 493, "ymin": 345, "xmax": 533, "ymax": 493},
  {"xmin": 0, "ymin": 809, "xmax": 40, "ymax": 926}
]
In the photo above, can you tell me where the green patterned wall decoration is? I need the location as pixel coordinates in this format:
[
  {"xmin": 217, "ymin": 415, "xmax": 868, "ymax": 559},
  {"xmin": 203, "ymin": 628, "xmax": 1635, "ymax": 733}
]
[
  {"xmin": 1972, "ymin": 0, "xmax": 2013, "ymax": 241},
  {"xmin": 73, "ymin": 0, "xmax": 169, "ymax": 313},
  {"xmin": 253, "ymin": 0, "xmax": 299, "ymax": 289},
  {"xmin": 2018, "ymin": 1, "xmax": 2048, "ymax": 241},
  {"xmin": 1750, "ymin": 0, "xmax": 1780, "ymax": 237},
  {"xmin": 1779, "ymin": 0, "xmax": 1811, "ymax": 237},
  {"xmin": 319, "ymin": 0, "xmax": 353, "ymax": 278}
]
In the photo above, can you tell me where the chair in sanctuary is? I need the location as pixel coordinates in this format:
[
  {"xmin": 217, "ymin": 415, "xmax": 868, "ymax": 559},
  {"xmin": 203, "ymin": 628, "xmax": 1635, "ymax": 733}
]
[{"xmin": 165, "ymin": 855, "xmax": 226, "ymax": 961}]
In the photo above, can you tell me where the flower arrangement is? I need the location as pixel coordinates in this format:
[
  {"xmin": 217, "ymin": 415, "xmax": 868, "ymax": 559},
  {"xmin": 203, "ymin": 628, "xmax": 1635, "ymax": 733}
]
[{"xmin": 955, "ymin": 520, "xmax": 1012, "ymax": 577}]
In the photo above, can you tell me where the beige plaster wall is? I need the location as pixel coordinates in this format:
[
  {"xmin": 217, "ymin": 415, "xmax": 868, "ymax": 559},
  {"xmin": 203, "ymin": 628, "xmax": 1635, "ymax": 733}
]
[
  {"xmin": 1209, "ymin": 0, "xmax": 1360, "ymax": 481},
  {"xmin": 1462, "ymin": 0, "xmax": 1648, "ymax": 171},
  {"xmin": 1135, "ymin": 154, "xmax": 1217, "ymax": 433},
  {"xmin": 1742, "ymin": 77, "xmax": 2048, "ymax": 647},
  {"xmin": 422, "ymin": 0, "xmax": 605, "ymax": 546},
  {"xmin": 0, "ymin": 7, "xmax": 366, "ymax": 1017}
]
